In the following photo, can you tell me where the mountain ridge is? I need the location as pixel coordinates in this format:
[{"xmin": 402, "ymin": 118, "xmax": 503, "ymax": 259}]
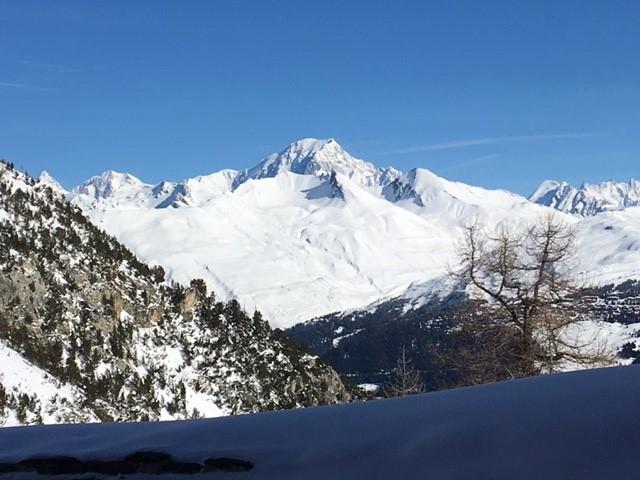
[
  {"xmin": 42, "ymin": 139, "xmax": 640, "ymax": 219},
  {"xmin": 59, "ymin": 138, "xmax": 402, "ymax": 209},
  {"xmin": 531, "ymin": 178, "xmax": 640, "ymax": 215}
]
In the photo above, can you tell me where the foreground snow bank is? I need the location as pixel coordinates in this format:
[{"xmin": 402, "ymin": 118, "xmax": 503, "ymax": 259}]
[{"xmin": 0, "ymin": 366, "xmax": 638, "ymax": 479}]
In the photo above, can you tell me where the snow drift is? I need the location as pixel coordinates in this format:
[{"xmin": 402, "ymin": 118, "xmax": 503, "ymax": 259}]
[{"xmin": 0, "ymin": 365, "xmax": 637, "ymax": 479}]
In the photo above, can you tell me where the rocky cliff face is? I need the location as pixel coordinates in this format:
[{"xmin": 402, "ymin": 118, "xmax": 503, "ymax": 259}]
[{"xmin": 0, "ymin": 161, "xmax": 351, "ymax": 425}]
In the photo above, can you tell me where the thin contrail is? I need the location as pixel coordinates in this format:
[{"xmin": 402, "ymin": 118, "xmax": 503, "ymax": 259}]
[
  {"xmin": 376, "ymin": 133, "xmax": 598, "ymax": 156},
  {"xmin": 0, "ymin": 57, "xmax": 82, "ymax": 72},
  {"xmin": 0, "ymin": 81, "xmax": 52, "ymax": 91}
]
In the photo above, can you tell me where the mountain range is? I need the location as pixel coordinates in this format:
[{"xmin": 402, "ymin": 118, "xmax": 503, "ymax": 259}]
[
  {"xmin": 42, "ymin": 138, "xmax": 640, "ymax": 329},
  {"xmin": 530, "ymin": 178, "xmax": 640, "ymax": 215}
]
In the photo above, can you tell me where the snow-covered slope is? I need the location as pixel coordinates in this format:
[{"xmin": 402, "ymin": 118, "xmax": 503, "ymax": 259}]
[
  {"xmin": 0, "ymin": 340, "xmax": 98, "ymax": 426},
  {"xmin": 59, "ymin": 139, "xmax": 640, "ymax": 327},
  {"xmin": 574, "ymin": 207, "xmax": 640, "ymax": 283},
  {"xmin": 86, "ymin": 172, "xmax": 456, "ymax": 327},
  {"xmin": 395, "ymin": 167, "xmax": 542, "ymax": 229},
  {"xmin": 0, "ymin": 366, "xmax": 637, "ymax": 479},
  {"xmin": 156, "ymin": 170, "xmax": 236, "ymax": 208},
  {"xmin": 531, "ymin": 178, "xmax": 640, "ymax": 215}
]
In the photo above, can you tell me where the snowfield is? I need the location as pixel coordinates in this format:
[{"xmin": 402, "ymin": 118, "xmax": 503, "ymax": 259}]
[
  {"xmin": 86, "ymin": 172, "xmax": 456, "ymax": 327},
  {"xmin": 575, "ymin": 207, "xmax": 640, "ymax": 284},
  {"xmin": 51, "ymin": 138, "xmax": 640, "ymax": 327},
  {"xmin": 0, "ymin": 365, "xmax": 637, "ymax": 479}
]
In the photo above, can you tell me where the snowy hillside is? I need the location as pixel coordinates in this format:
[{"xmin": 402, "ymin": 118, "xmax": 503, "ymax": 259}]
[
  {"xmin": 0, "ymin": 161, "xmax": 352, "ymax": 426},
  {"xmin": 531, "ymin": 178, "xmax": 640, "ymax": 215},
  {"xmin": 0, "ymin": 366, "xmax": 637, "ymax": 479},
  {"xmin": 0, "ymin": 340, "xmax": 97, "ymax": 425},
  {"xmin": 58, "ymin": 139, "xmax": 640, "ymax": 327}
]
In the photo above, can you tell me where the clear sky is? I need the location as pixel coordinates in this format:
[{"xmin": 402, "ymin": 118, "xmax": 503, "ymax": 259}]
[{"xmin": 1, "ymin": 0, "xmax": 638, "ymax": 195}]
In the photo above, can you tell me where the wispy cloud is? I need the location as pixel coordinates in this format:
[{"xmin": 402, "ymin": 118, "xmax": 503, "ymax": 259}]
[
  {"xmin": 376, "ymin": 133, "xmax": 598, "ymax": 156},
  {"xmin": 0, "ymin": 57, "xmax": 83, "ymax": 73},
  {"xmin": 0, "ymin": 81, "xmax": 53, "ymax": 91}
]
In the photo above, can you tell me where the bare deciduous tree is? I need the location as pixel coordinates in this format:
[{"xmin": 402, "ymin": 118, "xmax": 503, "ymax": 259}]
[
  {"xmin": 448, "ymin": 214, "xmax": 612, "ymax": 382},
  {"xmin": 384, "ymin": 345, "xmax": 425, "ymax": 397}
]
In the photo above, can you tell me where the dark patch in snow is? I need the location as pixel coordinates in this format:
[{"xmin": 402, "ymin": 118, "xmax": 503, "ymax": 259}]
[
  {"xmin": 203, "ymin": 457, "xmax": 254, "ymax": 472},
  {"xmin": 0, "ymin": 451, "xmax": 253, "ymax": 476}
]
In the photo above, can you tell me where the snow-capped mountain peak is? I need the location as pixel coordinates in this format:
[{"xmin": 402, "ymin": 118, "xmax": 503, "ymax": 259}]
[
  {"xmin": 73, "ymin": 170, "xmax": 147, "ymax": 200},
  {"xmin": 37, "ymin": 170, "xmax": 67, "ymax": 194},
  {"xmin": 531, "ymin": 178, "xmax": 640, "ymax": 215},
  {"xmin": 233, "ymin": 138, "xmax": 400, "ymax": 189},
  {"xmin": 531, "ymin": 179, "xmax": 565, "ymax": 199}
]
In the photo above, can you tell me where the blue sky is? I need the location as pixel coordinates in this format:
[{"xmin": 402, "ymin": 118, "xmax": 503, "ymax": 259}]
[{"xmin": 1, "ymin": 0, "xmax": 638, "ymax": 195}]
